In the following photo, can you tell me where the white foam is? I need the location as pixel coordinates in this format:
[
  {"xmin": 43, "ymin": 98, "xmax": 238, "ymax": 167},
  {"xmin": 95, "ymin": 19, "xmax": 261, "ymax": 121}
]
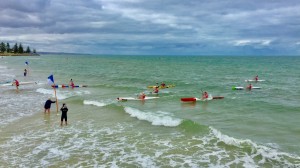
[
  {"xmin": 83, "ymin": 100, "xmax": 107, "ymax": 107},
  {"xmin": 209, "ymin": 126, "xmax": 300, "ymax": 166},
  {"xmin": 210, "ymin": 127, "xmax": 253, "ymax": 146},
  {"xmin": 36, "ymin": 88, "xmax": 71, "ymax": 100},
  {"xmin": 124, "ymin": 107, "xmax": 182, "ymax": 127}
]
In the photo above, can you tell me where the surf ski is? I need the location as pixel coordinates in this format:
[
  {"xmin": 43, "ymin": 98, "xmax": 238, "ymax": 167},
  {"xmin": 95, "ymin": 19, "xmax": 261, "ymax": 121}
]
[
  {"xmin": 1, "ymin": 81, "xmax": 37, "ymax": 86},
  {"xmin": 117, "ymin": 97, "xmax": 159, "ymax": 101},
  {"xmin": 232, "ymin": 86, "xmax": 261, "ymax": 90},
  {"xmin": 245, "ymin": 79, "xmax": 265, "ymax": 82},
  {"xmin": 147, "ymin": 84, "xmax": 175, "ymax": 89},
  {"xmin": 52, "ymin": 84, "xmax": 88, "ymax": 88},
  {"xmin": 180, "ymin": 96, "xmax": 220, "ymax": 102}
]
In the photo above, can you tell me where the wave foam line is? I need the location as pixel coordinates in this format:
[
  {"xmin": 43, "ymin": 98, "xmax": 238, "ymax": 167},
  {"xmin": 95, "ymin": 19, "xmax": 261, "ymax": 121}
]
[
  {"xmin": 36, "ymin": 88, "xmax": 69, "ymax": 100},
  {"xmin": 209, "ymin": 127, "xmax": 300, "ymax": 166},
  {"xmin": 83, "ymin": 100, "xmax": 107, "ymax": 107},
  {"xmin": 124, "ymin": 107, "xmax": 182, "ymax": 127}
]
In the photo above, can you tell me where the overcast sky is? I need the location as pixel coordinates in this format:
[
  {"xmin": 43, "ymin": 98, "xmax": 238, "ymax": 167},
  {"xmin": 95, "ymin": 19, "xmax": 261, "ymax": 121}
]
[{"xmin": 0, "ymin": 0, "xmax": 299, "ymax": 55}]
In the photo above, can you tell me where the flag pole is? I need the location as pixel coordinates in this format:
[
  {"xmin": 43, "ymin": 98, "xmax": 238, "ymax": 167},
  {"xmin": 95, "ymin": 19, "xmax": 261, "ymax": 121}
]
[
  {"xmin": 48, "ymin": 74, "xmax": 58, "ymax": 113},
  {"xmin": 53, "ymin": 83, "xmax": 58, "ymax": 113}
]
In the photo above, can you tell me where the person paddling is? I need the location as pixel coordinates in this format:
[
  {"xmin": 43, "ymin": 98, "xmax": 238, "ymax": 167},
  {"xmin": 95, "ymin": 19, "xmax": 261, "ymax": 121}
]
[
  {"xmin": 202, "ymin": 91, "xmax": 209, "ymax": 99},
  {"xmin": 247, "ymin": 83, "xmax": 253, "ymax": 90},
  {"xmin": 254, "ymin": 75, "xmax": 258, "ymax": 82},
  {"xmin": 153, "ymin": 86, "xmax": 159, "ymax": 94},
  {"xmin": 138, "ymin": 92, "xmax": 146, "ymax": 100},
  {"xmin": 161, "ymin": 82, "xmax": 166, "ymax": 88},
  {"xmin": 69, "ymin": 79, "xmax": 75, "ymax": 88},
  {"xmin": 13, "ymin": 79, "xmax": 19, "ymax": 93}
]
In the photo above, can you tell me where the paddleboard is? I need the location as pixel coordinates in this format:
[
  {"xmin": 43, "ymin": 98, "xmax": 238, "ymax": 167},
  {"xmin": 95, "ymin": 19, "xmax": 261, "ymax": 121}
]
[
  {"xmin": 52, "ymin": 85, "xmax": 88, "ymax": 88},
  {"xmin": 232, "ymin": 86, "xmax": 261, "ymax": 90},
  {"xmin": 147, "ymin": 84, "xmax": 175, "ymax": 89},
  {"xmin": 245, "ymin": 79, "xmax": 265, "ymax": 82},
  {"xmin": 1, "ymin": 81, "xmax": 37, "ymax": 86},
  {"xmin": 117, "ymin": 97, "xmax": 159, "ymax": 101},
  {"xmin": 212, "ymin": 96, "xmax": 225, "ymax": 99},
  {"xmin": 181, "ymin": 96, "xmax": 214, "ymax": 102}
]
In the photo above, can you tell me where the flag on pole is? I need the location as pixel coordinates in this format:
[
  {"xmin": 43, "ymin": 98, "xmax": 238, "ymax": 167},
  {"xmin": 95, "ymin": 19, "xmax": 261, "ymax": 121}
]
[
  {"xmin": 47, "ymin": 74, "xmax": 58, "ymax": 113},
  {"xmin": 25, "ymin": 61, "xmax": 29, "ymax": 65},
  {"xmin": 47, "ymin": 74, "xmax": 55, "ymax": 85}
]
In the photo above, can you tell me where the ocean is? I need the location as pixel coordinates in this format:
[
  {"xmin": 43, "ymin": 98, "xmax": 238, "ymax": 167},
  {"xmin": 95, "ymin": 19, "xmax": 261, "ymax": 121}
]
[{"xmin": 0, "ymin": 55, "xmax": 300, "ymax": 167}]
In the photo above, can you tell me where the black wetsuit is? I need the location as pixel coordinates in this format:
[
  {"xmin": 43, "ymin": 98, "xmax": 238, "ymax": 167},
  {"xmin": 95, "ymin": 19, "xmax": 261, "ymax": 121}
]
[
  {"xmin": 60, "ymin": 106, "xmax": 68, "ymax": 121},
  {"xmin": 44, "ymin": 100, "xmax": 55, "ymax": 109}
]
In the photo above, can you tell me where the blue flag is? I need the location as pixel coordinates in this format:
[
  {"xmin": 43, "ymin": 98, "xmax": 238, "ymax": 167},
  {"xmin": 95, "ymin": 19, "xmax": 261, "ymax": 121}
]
[{"xmin": 47, "ymin": 75, "xmax": 54, "ymax": 85}]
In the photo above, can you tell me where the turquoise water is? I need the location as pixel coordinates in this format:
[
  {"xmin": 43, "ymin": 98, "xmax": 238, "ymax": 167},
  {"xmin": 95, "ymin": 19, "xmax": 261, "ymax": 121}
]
[{"xmin": 0, "ymin": 55, "xmax": 300, "ymax": 167}]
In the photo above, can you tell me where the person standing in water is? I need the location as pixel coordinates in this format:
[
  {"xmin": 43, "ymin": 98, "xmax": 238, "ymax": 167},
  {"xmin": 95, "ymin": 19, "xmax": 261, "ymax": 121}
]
[
  {"xmin": 24, "ymin": 69, "xmax": 27, "ymax": 77},
  {"xmin": 44, "ymin": 98, "xmax": 56, "ymax": 113},
  {"xmin": 60, "ymin": 103, "xmax": 68, "ymax": 126}
]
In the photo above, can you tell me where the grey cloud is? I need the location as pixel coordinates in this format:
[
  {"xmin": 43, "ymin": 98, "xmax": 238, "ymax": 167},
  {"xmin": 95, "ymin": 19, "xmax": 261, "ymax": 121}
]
[
  {"xmin": 0, "ymin": 0, "xmax": 50, "ymax": 12},
  {"xmin": 0, "ymin": 0, "xmax": 299, "ymax": 55}
]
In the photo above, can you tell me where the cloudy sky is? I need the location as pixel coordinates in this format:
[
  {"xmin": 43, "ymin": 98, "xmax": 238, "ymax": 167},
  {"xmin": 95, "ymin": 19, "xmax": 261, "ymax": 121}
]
[{"xmin": 0, "ymin": 0, "xmax": 300, "ymax": 55}]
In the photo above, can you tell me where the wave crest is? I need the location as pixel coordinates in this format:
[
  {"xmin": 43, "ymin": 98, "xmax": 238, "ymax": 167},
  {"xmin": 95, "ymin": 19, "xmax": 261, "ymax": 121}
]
[{"xmin": 124, "ymin": 107, "xmax": 182, "ymax": 127}]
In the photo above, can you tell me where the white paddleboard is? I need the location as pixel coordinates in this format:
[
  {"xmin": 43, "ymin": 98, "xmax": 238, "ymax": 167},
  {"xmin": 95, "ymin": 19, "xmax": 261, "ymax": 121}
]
[
  {"xmin": 195, "ymin": 96, "xmax": 213, "ymax": 101},
  {"xmin": 0, "ymin": 81, "xmax": 37, "ymax": 86},
  {"xmin": 232, "ymin": 86, "xmax": 261, "ymax": 90},
  {"xmin": 245, "ymin": 79, "xmax": 265, "ymax": 82},
  {"xmin": 117, "ymin": 97, "xmax": 159, "ymax": 101}
]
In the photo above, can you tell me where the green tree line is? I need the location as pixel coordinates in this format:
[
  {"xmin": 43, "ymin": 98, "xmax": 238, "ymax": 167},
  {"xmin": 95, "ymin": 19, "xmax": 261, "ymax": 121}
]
[{"xmin": 0, "ymin": 42, "xmax": 36, "ymax": 54}]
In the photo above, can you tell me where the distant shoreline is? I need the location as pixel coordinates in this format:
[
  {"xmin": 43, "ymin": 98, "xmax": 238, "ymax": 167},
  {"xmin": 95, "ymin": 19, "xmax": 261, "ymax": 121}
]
[{"xmin": 0, "ymin": 53, "xmax": 40, "ymax": 56}]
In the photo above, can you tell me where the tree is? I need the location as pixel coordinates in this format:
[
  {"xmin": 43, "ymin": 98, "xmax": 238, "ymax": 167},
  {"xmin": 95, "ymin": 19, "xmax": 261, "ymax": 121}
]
[
  {"xmin": 18, "ymin": 43, "xmax": 24, "ymax": 53},
  {"xmin": 0, "ymin": 42, "xmax": 5, "ymax": 52},
  {"xmin": 6, "ymin": 43, "xmax": 10, "ymax": 52},
  {"xmin": 26, "ymin": 46, "xmax": 31, "ymax": 53},
  {"xmin": 13, "ymin": 43, "xmax": 18, "ymax": 53}
]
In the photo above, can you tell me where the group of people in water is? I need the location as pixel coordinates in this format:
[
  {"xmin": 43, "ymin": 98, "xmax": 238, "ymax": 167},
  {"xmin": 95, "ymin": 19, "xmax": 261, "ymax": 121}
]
[
  {"xmin": 44, "ymin": 98, "xmax": 68, "ymax": 126},
  {"xmin": 137, "ymin": 81, "xmax": 210, "ymax": 100},
  {"xmin": 43, "ymin": 78, "xmax": 74, "ymax": 126},
  {"xmin": 138, "ymin": 82, "xmax": 165, "ymax": 99},
  {"xmin": 137, "ymin": 75, "xmax": 260, "ymax": 100}
]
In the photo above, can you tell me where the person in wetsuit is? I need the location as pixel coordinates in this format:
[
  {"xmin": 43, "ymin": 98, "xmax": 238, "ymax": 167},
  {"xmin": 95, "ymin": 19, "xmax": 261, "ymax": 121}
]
[
  {"xmin": 60, "ymin": 103, "xmax": 68, "ymax": 126},
  {"xmin": 24, "ymin": 69, "xmax": 27, "ymax": 77},
  {"xmin": 44, "ymin": 98, "xmax": 56, "ymax": 113}
]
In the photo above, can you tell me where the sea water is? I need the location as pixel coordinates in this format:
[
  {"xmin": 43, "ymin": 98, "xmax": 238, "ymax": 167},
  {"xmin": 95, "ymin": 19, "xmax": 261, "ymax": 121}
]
[{"xmin": 0, "ymin": 55, "xmax": 300, "ymax": 167}]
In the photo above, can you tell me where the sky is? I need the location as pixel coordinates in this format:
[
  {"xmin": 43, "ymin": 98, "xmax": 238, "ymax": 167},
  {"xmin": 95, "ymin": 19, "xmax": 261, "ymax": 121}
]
[{"xmin": 0, "ymin": 0, "xmax": 300, "ymax": 56}]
